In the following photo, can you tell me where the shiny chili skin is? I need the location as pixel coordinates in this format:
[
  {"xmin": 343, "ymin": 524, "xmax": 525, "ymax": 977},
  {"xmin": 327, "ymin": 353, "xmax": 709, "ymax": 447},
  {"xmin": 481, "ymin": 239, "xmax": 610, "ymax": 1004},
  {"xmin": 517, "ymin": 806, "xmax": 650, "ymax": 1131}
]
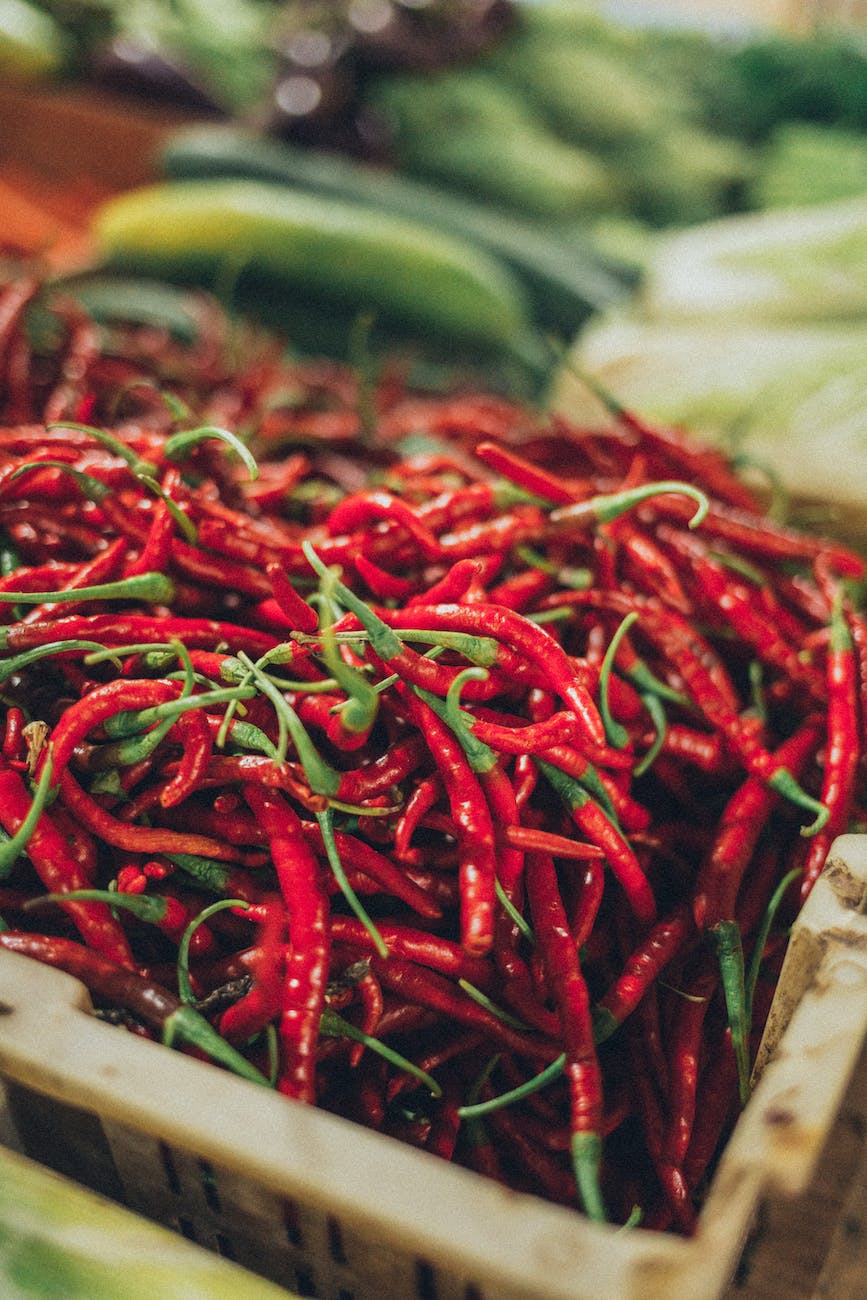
[
  {"xmin": 399, "ymin": 686, "xmax": 497, "ymax": 957},
  {"xmin": 243, "ymin": 784, "xmax": 330, "ymax": 1104},
  {"xmin": 800, "ymin": 595, "xmax": 861, "ymax": 901},
  {"xmin": 383, "ymin": 602, "xmax": 606, "ymax": 748},
  {"xmin": 0, "ymin": 759, "xmax": 134, "ymax": 967},
  {"xmin": 593, "ymin": 903, "xmax": 697, "ymax": 1041},
  {"xmin": 693, "ymin": 718, "xmax": 822, "ymax": 931},
  {"xmin": 525, "ymin": 851, "xmax": 606, "ymax": 1221}
]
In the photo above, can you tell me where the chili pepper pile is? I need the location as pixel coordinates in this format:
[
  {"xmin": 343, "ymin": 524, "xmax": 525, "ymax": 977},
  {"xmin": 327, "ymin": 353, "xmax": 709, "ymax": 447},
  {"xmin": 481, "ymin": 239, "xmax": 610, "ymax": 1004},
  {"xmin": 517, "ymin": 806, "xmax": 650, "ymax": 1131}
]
[{"xmin": 0, "ymin": 274, "xmax": 865, "ymax": 1234}]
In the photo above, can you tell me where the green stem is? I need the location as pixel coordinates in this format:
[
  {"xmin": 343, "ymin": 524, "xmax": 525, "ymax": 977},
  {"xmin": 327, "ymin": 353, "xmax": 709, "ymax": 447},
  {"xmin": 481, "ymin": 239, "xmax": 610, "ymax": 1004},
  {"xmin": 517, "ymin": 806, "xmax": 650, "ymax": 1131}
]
[
  {"xmin": 236, "ymin": 652, "xmax": 340, "ymax": 796},
  {"xmin": 458, "ymin": 1053, "xmax": 566, "ymax": 1120},
  {"xmin": 572, "ymin": 1131, "xmax": 608, "ymax": 1223},
  {"xmin": 710, "ymin": 919, "xmax": 751, "ymax": 1107},
  {"xmin": 162, "ymin": 1003, "xmax": 270, "ymax": 1087},
  {"xmin": 319, "ymin": 1008, "xmax": 441, "ymax": 1096},
  {"xmin": 316, "ymin": 807, "xmax": 388, "ymax": 958},
  {"xmin": 102, "ymin": 686, "xmax": 257, "ymax": 738},
  {"xmin": 163, "ymin": 424, "xmax": 259, "ymax": 481},
  {"xmin": 177, "ymin": 898, "xmax": 251, "ymax": 1004},
  {"xmin": 457, "ymin": 979, "xmax": 530, "ymax": 1030},
  {"xmin": 0, "ymin": 572, "xmax": 175, "ymax": 605},
  {"xmin": 633, "ymin": 692, "xmax": 668, "ymax": 779},
  {"xmin": 549, "ymin": 480, "xmax": 709, "ymax": 532},
  {"xmin": 768, "ymin": 767, "xmax": 829, "ymax": 837},
  {"xmin": 598, "ymin": 612, "xmax": 638, "ymax": 749},
  {"xmin": 0, "ymin": 641, "xmax": 118, "ymax": 682},
  {"xmin": 744, "ymin": 868, "xmax": 801, "ymax": 1025},
  {"xmin": 24, "ymin": 887, "xmax": 169, "ymax": 925}
]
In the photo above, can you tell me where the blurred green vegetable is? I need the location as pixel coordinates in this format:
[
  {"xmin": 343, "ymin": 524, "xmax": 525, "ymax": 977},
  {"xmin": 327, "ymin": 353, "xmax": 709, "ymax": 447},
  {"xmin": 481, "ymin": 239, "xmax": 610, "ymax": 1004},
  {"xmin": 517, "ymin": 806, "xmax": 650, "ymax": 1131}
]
[
  {"xmin": 559, "ymin": 315, "xmax": 867, "ymax": 511},
  {"xmin": 160, "ymin": 124, "xmax": 635, "ymax": 339},
  {"xmin": 0, "ymin": 1145, "xmax": 293, "ymax": 1299},
  {"xmin": 640, "ymin": 195, "xmax": 867, "ymax": 322},
  {"xmin": 0, "ymin": 0, "xmax": 66, "ymax": 79},
  {"xmin": 366, "ymin": 68, "xmax": 620, "ymax": 221},
  {"xmin": 92, "ymin": 178, "xmax": 549, "ymax": 377},
  {"xmin": 749, "ymin": 122, "xmax": 867, "ymax": 210}
]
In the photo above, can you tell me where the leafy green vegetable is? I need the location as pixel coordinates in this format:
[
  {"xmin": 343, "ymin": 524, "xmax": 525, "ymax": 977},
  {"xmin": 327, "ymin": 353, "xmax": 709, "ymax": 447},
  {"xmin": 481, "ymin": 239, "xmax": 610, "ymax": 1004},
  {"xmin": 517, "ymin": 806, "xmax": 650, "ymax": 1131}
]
[{"xmin": 749, "ymin": 122, "xmax": 867, "ymax": 210}]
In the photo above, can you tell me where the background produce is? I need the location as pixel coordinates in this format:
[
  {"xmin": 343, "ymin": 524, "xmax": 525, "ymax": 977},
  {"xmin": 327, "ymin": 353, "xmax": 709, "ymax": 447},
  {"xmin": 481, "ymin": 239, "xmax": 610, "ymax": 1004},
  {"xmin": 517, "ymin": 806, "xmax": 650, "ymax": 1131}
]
[
  {"xmin": 557, "ymin": 193, "xmax": 867, "ymax": 514},
  {"xmin": 2, "ymin": 2, "xmax": 866, "ymax": 409}
]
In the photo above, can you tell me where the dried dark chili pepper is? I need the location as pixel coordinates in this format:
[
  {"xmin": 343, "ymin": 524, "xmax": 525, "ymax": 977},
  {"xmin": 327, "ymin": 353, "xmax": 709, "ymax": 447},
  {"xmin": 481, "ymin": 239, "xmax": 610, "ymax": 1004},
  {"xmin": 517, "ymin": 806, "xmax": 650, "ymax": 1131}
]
[{"xmin": 0, "ymin": 930, "xmax": 268, "ymax": 1085}]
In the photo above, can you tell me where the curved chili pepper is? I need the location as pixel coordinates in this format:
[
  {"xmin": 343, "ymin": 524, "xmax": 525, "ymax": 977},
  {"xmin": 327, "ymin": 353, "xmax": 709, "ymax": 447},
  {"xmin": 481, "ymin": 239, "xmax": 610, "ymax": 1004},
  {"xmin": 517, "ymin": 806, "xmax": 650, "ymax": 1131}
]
[
  {"xmin": 218, "ymin": 900, "xmax": 287, "ymax": 1045},
  {"xmin": 537, "ymin": 759, "xmax": 657, "ymax": 926},
  {"xmin": 399, "ymin": 686, "xmax": 497, "ymax": 957},
  {"xmin": 800, "ymin": 588, "xmax": 861, "ymax": 901},
  {"xmin": 593, "ymin": 903, "xmax": 696, "ymax": 1043},
  {"xmin": 525, "ymin": 851, "xmax": 607, "ymax": 1222},
  {"xmin": 379, "ymin": 602, "xmax": 606, "ymax": 748},
  {"xmin": 0, "ymin": 612, "xmax": 279, "ymax": 657},
  {"xmin": 0, "ymin": 758, "xmax": 133, "ymax": 967}
]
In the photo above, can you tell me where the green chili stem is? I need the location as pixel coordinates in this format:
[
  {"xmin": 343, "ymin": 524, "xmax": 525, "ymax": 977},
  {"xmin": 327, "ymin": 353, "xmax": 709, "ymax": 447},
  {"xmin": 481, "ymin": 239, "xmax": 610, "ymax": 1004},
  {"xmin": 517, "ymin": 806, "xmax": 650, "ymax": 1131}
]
[
  {"xmin": 102, "ymin": 686, "xmax": 257, "ymax": 739},
  {"xmin": 319, "ymin": 576, "xmax": 379, "ymax": 735},
  {"xmin": 316, "ymin": 807, "xmax": 388, "ymax": 958},
  {"xmin": 768, "ymin": 768, "xmax": 829, "ymax": 837},
  {"xmin": 710, "ymin": 919, "xmax": 751, "ymax": 1108},
  {"xmin": 162, "ymin": 1003, "xmax": 270, "ymax": 1087},
  {"xmin": 25, "ymin": 888, "xmax": 167, "ymax": 925},
  {"xmin": 177, "ymin": 898, "xmax": 251, "ymax": 1005},
  {"xmin": 598, "ymin": 612, "xmax": 638, "ymax": 750},
  {"xmin": 633, "ymin": 692, "xmax": 668, "ymax": 779},
  {"xmin": 164, "ymin": 424, "xmax": 259, "ymax": 481},
  {"xmin": 458, "ymin": 1053, "xmax": 566, "ymax": 1119},
  {"xmin": 548, "ymin": 480, "xmax": 709, "ymax": 532},
  {"xmin": 0, "ymin": 573, "xmax": 175, "ymax": 605},
  {"xmin": 167, "ymin": 853, "xmax": 234, "ymax": 895},
  {"xmin": 236, "ymin": 652, "xmax": 340, "ymax": 796},
  {"xmin": 745, "ymin": 868, "xmax": 801, "ymax": 1025},
  {"xmin": 457, "ymin": 979, "xmax": 530, "ymax": 1030},
  {"xmin": 47, "ymin": 422, "xmax": 158, "ymax": 478},
  {"xmin": 319, "ymin": 1008, "xmax": 441, "ymax": 1096},
  {"xmin": 495, "ymin": 878, "xmax": 535, "ymax": 945},
  {"xmin": 572, "ymin": 1132, "xmax": 608, "ymax": 1223},
  {"xmin": 0, "ymin": 641, "xmax": 118, "ymax": 682}
]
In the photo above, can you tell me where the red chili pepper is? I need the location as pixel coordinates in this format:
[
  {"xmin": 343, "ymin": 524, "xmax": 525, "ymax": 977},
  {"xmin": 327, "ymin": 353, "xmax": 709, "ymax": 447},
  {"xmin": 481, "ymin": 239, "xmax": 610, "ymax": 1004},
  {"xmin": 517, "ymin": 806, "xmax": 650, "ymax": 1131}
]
[
  {"xmin": 0, "ymin": 759, "xmax": 134, "ymax": 967},
  {"xmin": 473, "ymin": 441, "xmax": 582, "ymax": 505},
  {"xmin": 537, "ymin": 759, "xmax": 657, "ymax": 926},
  {"xmin": 800, "ymin": 589, "xmax": 861, "ymax": 901},
  {"xmin": 326, "ymin": 487, "xmax": 444, "ymax": 562},
  {"xmin": 399, "ymin": 687, "xmax": 497, "ymax": 957},
  {"xmin": 0, "ymin": 612, "xmax": 279, "ymax": 657},
  {"xmin": 370, "ymin": 956, "xmax": 558, "ymax": 1063},
  {"xmin": 693, "ymin": 717, "xmax": 822, "ymax": 932},
  {"xmin": 219, "ymin": 900, "xmax": 286, "ymax": 1044},
  {"xmin": 242, "ymin": 784, "xmax": 330, "ymax": 1104},
  {"xmin": 593, "ymin": 903, "xmax": 696, "ymax": 1042},
  {"xmin": 330, "ymin": 916, "xmax": 492, "ymax": 987},
  {"xmin": 382, "ymin": 603, "xmax": 606, "ymax": 748},
  {"xmin": 525, "ymin": 851, "xmax": 607, "ymax": 1222},
  {"xmin": 406, "ymin": 557, "xmax": 488, "ymax": 607}
]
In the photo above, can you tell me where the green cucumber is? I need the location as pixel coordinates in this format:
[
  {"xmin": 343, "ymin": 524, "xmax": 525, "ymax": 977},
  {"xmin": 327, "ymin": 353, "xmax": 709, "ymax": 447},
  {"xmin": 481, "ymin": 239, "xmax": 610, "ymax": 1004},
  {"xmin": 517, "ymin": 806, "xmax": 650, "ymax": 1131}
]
[
  {"xmin": 93, "ymin": 178, "xmax": 550, "ymax": 373},
  {"xmin": 158, "ymin": 125, "xmax": 634, "ymax": 338}
]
